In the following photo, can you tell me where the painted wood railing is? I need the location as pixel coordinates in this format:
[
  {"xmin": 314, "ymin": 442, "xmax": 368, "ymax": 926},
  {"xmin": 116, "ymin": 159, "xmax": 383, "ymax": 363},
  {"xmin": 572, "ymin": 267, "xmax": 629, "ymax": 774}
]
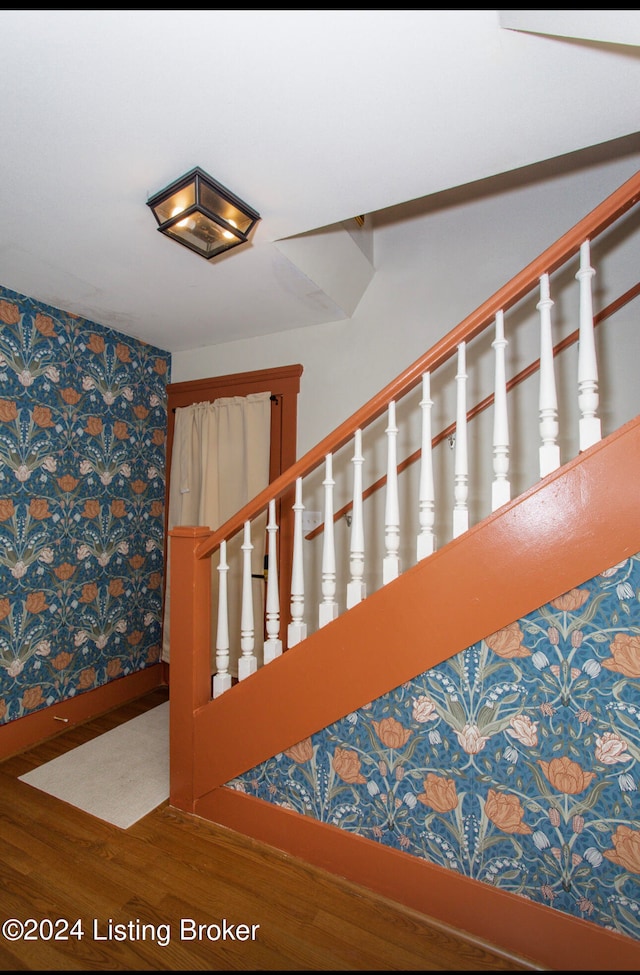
[
  {"xmin": 306, "ymin": 279, "xmax": 640, "ymax": 547},
  {"xmin": 170, "ymin": 169, "xmax": 640, "ymax": 701}
]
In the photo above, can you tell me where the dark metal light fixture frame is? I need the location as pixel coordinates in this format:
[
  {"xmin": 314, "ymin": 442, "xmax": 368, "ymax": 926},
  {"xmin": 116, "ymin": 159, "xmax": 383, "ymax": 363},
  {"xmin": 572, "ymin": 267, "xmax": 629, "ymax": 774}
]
[{"xmin": 147, "ymin": 166, "xmax": 260, "ymax": 261}]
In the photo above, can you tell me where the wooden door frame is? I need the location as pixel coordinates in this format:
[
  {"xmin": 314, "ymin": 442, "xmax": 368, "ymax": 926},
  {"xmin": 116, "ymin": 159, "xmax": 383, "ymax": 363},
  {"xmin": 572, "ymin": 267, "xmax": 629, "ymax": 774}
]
[{"xmin": 163, "ymin": 364, "xmax": 303, "ymax": 678}]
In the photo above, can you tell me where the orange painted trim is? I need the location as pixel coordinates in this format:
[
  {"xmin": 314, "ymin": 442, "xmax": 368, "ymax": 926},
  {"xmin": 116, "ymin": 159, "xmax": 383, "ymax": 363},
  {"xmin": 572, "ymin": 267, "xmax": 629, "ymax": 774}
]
[
  {"xmin": 159, "ymin": 660, "xmax": 170, "ymax": 686},
  {"xmin": 168, "ymin": 526, "xmax": 212, "ymax": 812},
  {"xmin": 189, "ymin": 415, "xmax": 640, "ymax": 793},
  {"xmin": 0, "ymin": 664, "xmax": 165, "ymax": 761},
  {"xmin": 199, "ymin": 787, "xmax": 640, "ymax": 972},
  {"xmin": 166, "ymin": 363, "xmax": 303, "ymax": 403}
]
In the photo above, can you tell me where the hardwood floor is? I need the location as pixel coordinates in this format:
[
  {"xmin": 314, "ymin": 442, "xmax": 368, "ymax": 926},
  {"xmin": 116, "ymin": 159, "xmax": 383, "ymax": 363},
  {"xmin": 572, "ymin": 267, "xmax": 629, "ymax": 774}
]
[{"xmin": 0, "ymin": 688, "xmax": 542, "ymax": 971}]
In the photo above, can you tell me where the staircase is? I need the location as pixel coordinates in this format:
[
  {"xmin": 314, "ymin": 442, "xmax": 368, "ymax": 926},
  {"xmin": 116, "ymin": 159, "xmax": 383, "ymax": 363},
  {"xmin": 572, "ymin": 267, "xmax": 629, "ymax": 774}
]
[{"xmin": 168, "ymin": 170, "xmax": 640, "ymax": 971}]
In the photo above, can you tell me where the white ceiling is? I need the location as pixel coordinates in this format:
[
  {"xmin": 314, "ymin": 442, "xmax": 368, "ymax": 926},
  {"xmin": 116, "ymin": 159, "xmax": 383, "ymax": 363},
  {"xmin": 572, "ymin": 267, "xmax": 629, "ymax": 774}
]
[{"xmin": 1, "ymin": 10, "xmax": 640, "ymax": 354}]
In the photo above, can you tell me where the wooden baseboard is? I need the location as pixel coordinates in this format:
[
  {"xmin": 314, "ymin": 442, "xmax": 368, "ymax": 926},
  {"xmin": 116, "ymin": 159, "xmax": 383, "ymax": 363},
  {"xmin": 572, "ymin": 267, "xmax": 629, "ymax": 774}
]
[
  {"xmin": 0, "ymin": 665, "xmax": 166, "ymax": 761},
  {"xmin": 197, "ymin": 785, "xmax": 640, "ymax": 972}
]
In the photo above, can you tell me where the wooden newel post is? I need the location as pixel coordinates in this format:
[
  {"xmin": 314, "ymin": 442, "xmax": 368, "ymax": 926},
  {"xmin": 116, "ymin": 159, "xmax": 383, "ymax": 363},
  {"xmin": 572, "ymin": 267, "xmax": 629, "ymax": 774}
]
[{"xmin": 168, "ymin": 525, "xmax": 212, "ymax": 812}]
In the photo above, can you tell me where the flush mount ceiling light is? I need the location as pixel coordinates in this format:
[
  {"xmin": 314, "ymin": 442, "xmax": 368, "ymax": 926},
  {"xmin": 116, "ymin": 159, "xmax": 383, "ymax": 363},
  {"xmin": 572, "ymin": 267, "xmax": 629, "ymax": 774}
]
[{"xmin": 146, "ymin": 167, "xmax": 260, "ymax": 260}]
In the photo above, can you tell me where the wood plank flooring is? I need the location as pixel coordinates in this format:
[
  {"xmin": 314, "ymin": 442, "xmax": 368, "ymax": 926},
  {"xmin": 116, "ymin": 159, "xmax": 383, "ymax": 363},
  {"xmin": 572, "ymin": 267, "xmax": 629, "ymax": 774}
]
[{"xmin": 0, "ymin": 688, "xmax": 542, "ymax": 971}]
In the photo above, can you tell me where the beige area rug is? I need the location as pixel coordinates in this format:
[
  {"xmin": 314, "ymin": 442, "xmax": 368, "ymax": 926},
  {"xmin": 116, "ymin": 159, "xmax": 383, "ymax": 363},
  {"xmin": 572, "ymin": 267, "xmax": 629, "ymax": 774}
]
[{"xmin": 19, "ymin": 702, "xmax": 169, "ymax": 829}]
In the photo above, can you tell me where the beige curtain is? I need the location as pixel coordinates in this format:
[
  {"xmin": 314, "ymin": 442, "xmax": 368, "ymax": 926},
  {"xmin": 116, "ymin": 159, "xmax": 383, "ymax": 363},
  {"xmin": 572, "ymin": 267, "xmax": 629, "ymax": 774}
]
[{"xmin": 162, "ymin": 392, "xmax": 271, "ymax": 676}]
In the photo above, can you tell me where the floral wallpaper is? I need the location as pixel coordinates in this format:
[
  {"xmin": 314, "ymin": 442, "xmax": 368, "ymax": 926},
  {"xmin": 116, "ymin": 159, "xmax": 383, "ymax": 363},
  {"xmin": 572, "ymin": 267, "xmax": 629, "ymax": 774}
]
[
  {"xmin": 230, "ymin": 553, "xmax": 640, "ymax": 943},
  {"xmin": 0, "ymin": 285, "xmax": 170, "ymax": 723}
]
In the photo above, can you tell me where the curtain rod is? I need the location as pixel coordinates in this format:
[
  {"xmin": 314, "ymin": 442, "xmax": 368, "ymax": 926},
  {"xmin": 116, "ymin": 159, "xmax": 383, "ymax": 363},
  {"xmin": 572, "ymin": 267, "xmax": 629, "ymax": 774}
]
[{"xmin": 171, "ymin": 394, "xmax": 279, "ymax": 413}]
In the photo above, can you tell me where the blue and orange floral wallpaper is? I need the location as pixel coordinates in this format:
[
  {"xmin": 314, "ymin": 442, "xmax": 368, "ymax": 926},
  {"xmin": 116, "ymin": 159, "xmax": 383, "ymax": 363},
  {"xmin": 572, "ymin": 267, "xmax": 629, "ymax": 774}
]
[
  {"xmin": 0, "ymin": 285, "xmax": 170, "ymax": 723},
  {"xmin": 230, "ymin": 554, "xmax": 640, "ymax": 943}
]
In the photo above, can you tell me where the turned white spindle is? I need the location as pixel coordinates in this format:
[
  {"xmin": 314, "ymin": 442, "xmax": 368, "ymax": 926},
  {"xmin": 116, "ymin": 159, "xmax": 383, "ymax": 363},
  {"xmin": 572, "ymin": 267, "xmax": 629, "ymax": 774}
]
[
  {"xmin": 383, "ymin": 400, "xmax": 400, "ymax": 584},
  {"xmin": 346, "ymin": 428, "xmax": 366, "ymax": 609},
  {"xmin": 238, "ymin": 520, "xmax": 258, "ymax": 680},
  {"xmin": 417, "ymin": 371, "xmax": 435, "ymax": 560},
  {"xmin": 537, "ymin": 273, "xmax": 560, "ymax": 478},
  {"xmin": 576, "ymin": 240, "xmax": 601, "ymax": 451},
  {"xmin": 287, "ymin": 477, "xmax": 307, "ymax": 647},
  {"xmin": 452, "ymin": 342, "xmax": 469, "ymax": 538},
  {"xmin": 213, "ymin": 540, "xmax": 231, "ymax": 697},
  {"xmin": 319, "ymin": 453, "xmax": 338, "ymax": 627},
  {"xmin": 263, "ymin": 498, "xmax": 282, "ymax": 664},
  {"xmin": 491, "ymin": 310, "xmax": 510, "ymax": 510}
]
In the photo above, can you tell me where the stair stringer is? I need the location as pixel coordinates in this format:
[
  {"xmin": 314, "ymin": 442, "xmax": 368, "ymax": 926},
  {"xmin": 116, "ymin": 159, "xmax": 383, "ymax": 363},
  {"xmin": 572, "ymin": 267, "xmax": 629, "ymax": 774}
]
[{"xmin": 190, "ymin": 414, "xmax": 640, "ymax": 800}]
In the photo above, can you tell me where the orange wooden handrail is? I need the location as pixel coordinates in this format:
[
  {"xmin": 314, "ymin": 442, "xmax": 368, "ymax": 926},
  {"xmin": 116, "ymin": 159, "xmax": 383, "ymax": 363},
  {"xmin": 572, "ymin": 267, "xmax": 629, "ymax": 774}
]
[
  {"xmin": 194, "ymin": 169, "xmax": 640, "ymax": 561},
  {"xmin": 305, "ymin": 280, "xmax": 640, "ymax": 540}
]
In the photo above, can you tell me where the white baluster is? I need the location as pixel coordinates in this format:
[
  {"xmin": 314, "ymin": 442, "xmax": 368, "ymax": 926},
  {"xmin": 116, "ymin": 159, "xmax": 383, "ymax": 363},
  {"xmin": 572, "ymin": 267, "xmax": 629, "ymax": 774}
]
[
  {"xmin": 319, "ymin": 453, "xmax": 339, "ymax": 627},
  {"xmin": 287, "ymin": 477, "xmax": 307, "ymax": 647},
  {"xmin": 452, "ymin": 342, "xmax": 469, "ymax": 538},
  {"xmin": 417, "ymin": 372, "xmax": 436, "ymax": 560},
  {"xmin": 238, "ymin": 521, "xmax": 258, "ymax": 680},
  {"xmin": 263, "ymin": 499, "xmax": 282, "ymax": 664},
  {"xmin": 491, "ymin": 310, "xmax": 510, "ymax": 510},
  {"xmin": 383, "ymin": 401, "xmax": 400, "ymax": 584},
  {"xmin": 576, "ymin": 240, "xmax": 601, "ymax": 451},
  {"xmin": 346, "ymin": 429, "xmax": 366, "ymax": 609},
  {"xmin": 213, "ymin": 540, "xmax": 232, "ymax": 697},
  {"xmin": 538, "ymin": 273, "xmax": 560, "ymax": 478}
]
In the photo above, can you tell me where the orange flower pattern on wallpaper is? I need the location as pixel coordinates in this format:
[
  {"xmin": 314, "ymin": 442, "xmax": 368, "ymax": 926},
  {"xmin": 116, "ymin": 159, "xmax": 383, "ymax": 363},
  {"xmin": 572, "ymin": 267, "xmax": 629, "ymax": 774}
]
[
  {"xmin": 0, "ymin": 285, "xmax": 169, "ymax": 716},
  {"xmin": 230, "ymin": 558, "xmax": 640, "ymax": 943}
]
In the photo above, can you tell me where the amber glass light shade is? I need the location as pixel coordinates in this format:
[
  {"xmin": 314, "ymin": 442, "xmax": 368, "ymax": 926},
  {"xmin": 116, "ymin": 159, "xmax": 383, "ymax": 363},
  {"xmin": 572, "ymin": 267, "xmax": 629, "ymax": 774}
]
[{"xmin": 147, "ymin": 167, "xmax": 260, "ymax": 260}]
